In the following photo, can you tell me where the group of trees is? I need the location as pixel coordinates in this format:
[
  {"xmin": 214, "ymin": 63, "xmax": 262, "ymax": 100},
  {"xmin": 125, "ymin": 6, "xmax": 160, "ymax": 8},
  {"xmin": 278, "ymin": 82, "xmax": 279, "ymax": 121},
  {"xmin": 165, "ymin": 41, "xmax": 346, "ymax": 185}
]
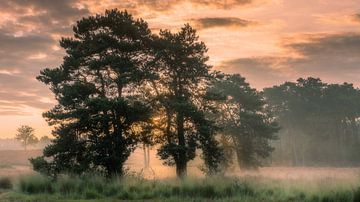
[
  {"xmin": 211, "ymin": 74, "xmax": 279, "ymax": 169},
  {"xmin": 29, "ymin": 9, "xmax": 360, "ymax": 179},
  {"xmin": 265, "ymin": 78, "xmax": 360, "ymax": 166},
  {"xmin": 31, "ymin": 10, "xmax": 278, "ymax": 178}
]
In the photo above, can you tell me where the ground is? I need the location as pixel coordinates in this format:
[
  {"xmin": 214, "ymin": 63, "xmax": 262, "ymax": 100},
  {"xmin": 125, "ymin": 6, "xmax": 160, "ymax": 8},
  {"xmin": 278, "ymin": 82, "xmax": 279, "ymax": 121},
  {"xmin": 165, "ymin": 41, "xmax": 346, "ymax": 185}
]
[{"xmin": 0, "ymin": 149, "xmax": 359, "ymax": 201}]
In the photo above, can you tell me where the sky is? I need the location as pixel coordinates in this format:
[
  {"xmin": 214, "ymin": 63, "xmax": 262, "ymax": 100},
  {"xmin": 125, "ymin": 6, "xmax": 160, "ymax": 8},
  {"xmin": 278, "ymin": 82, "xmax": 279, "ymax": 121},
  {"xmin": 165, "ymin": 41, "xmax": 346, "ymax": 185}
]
[{"xmin": 0, "ymin": 0, "xmax": 359, "ymax": 138}]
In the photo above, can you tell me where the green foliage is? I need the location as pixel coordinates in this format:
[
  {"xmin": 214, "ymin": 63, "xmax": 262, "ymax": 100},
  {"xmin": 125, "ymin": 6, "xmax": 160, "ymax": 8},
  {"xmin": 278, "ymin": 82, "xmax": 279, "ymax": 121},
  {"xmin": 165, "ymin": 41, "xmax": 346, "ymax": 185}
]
[
  {"xmin": 33, "ymin": 9, "xmax": 155, "ymax": 177},
  {"xmin": 210, "ymin": 73, "xmax": 279, "ymax": 169},
  {"xmin": 264, "ymin": 77, "xmax": 360, "ymax": 166},
  {"xmin": 19, "ymin": 176, "xmax": 54, "ymax": 194},
  {"xmin": 15, "ymin": 125, "xmax": 38, "ymax": 151},
  {"xmin": 0, "ymin": 177, "xmax": 12, "ymax": 189}
]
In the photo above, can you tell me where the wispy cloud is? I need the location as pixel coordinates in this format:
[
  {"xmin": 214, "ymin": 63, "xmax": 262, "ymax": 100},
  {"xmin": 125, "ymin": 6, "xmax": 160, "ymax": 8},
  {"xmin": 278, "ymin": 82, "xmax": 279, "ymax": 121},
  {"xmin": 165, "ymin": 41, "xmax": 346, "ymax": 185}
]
[
  {"xmin": 220, "ymin": 33, "xmax": 360, "ymax": 89},
  {"xmin": 191, "ymin": 17, "xmax": 255, "ymax": 29},
  {"xmin": 353, "ymin": 13, "xmax": 360, "ymax": 22},
  {"xmin": 0, "ymin": 0, "xmax": 359, "ymax": 117}
]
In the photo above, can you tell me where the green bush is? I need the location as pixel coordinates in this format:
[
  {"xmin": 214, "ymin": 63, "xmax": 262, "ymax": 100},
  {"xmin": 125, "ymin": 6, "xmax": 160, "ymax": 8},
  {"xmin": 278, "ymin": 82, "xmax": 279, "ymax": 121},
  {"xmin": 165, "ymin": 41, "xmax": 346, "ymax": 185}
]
[
  {"xmin": 0, "ymin": 177, "xmax": 12, "ymax": 189},
  {"xmin": 19, "ymin": 175, "xmax": 54, "ymax": 194}
]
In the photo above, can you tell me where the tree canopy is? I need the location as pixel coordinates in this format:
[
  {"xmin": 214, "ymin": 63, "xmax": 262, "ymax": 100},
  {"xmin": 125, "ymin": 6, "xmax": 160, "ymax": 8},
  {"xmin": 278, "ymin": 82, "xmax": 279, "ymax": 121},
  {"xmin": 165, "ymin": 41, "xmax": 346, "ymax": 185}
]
[
  {"xmin": 32, "ymin": 9, "xmax": 155, "ymax": 177},
  {"xmin": 147, "ymin": 25, "xmax": 224, "ymax": 177},
  {"xmin": 264, "ymin": 78, "xmax": 360, "ymax": 166},
  {"xmin": 210, "ymin": 73, "xmax": 279, "ymax": 169}
]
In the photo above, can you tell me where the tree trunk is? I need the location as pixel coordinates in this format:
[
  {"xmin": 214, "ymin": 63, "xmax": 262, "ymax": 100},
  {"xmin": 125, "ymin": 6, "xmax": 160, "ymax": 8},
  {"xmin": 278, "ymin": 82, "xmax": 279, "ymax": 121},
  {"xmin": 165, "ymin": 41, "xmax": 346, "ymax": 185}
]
[
  {"xmin": 176, "ymin": 112, "xmax": 187, "ymax": 179},
  {"xmin": 235, "ymin": 145, "xmax": 244, "ymax": 169},
  {"xmin": 289, "ymin": 129, "xmax": 298, "ymax": 166}
]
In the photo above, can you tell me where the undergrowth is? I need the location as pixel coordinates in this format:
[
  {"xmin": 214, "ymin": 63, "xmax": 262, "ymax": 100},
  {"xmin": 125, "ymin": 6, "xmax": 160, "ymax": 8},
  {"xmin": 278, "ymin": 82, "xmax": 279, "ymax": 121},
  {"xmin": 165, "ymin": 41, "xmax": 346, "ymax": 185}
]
[{"xmin": 1, "ymin": 174, "xmax": 359, "ymax": 201}]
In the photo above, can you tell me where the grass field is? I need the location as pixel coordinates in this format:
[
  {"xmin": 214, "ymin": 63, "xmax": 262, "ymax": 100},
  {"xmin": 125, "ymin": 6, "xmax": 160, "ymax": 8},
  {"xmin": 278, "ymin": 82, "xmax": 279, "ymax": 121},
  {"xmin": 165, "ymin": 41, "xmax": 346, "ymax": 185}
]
[
  {"xmin": 0, "ymin": 173, "xmax": 359, "ymax": 202},
  {"xmin": 0, "ymin": 149, "xmax": 359, "ymax": 201}
]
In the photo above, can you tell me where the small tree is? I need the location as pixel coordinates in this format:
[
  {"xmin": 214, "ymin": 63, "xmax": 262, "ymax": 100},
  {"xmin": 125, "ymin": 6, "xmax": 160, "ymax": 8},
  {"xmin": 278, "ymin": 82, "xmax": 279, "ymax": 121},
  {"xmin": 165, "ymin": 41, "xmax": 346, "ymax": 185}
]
[{"xmin": 15, "ymin": 125, "xmax": 38, "ymax": 151}]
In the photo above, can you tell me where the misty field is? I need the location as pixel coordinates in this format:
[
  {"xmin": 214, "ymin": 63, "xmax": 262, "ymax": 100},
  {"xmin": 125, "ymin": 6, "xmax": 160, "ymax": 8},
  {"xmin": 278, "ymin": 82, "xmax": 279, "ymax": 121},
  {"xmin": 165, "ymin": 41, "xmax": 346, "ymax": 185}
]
[
  {"xmin": 0, "ymin": 150, "xmax": 359, "ymax": 201},
  {"xmin": 0, "ymin": 169, "xmax": 359, "ymax": 202}
]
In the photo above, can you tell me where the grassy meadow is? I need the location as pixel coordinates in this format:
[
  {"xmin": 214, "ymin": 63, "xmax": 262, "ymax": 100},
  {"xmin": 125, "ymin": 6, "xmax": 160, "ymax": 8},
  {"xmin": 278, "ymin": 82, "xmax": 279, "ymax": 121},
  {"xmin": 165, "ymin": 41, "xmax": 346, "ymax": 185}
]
[
  {"xmin": 0, "ymin": 171, "xmax": 359, "ymax": 202},
  {"xmin": 0, "ymin": 149, "xmax": 359, "ymax": 201}
]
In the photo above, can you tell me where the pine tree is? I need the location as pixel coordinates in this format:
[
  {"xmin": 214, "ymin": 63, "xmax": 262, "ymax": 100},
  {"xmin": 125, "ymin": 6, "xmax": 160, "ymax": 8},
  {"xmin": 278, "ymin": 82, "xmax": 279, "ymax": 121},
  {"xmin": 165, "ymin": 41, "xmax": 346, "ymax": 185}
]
[
  {"xmin": 211, "ymin": 73, "xmax": 279, "ymax": 169},
  {"xmin": 148, "ymin": 24, "xmax": 224, "ymax": 178},
  {"xmin": 31, "ymin": 9, "xmax": 155, "ymax": 177}
]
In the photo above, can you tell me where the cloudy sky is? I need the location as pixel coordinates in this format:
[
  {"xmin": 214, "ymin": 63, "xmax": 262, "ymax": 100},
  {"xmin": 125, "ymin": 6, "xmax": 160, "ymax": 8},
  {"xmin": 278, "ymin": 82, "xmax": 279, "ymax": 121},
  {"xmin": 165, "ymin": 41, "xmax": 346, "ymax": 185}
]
[{"xmin": 0, "ymin": 0, "xmax": 359, "ymax": 138}]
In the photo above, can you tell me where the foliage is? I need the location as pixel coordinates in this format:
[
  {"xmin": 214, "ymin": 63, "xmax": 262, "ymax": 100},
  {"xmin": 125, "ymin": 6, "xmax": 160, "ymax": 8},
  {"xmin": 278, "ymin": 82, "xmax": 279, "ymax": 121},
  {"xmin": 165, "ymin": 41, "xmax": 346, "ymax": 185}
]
[
  {"xmin": 32, "ymin": 9, "xmax": 155, "ymax": 177},
  {"xmin": 147, "ymin": 24, "xmax": 224, "ymax": 177},
  {"xmin": 6, "ymin": 174, "xmax": 360, "ymax": 202},
  {"xmin": 15, "ymin": 125, "xmax": 38, "ymax": 151},
  {"xmin": 264, "ymin": 77, "xmax": 360, "ymax": 166},
  {"xmin": 0, "ymin": 177, "xmax": 12, "ymax": 189},
  {"xmin": 210, "ymin": 73, "xmax": 279, "ymax": 169}
]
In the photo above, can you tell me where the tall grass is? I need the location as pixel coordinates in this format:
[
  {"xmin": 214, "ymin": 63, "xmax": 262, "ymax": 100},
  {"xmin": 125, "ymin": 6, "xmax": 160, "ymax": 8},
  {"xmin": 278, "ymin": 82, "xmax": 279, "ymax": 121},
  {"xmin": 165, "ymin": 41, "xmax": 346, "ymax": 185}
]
[
  {"xmin": 8, "ymin": 174, "xmax": 360, "ymax": 201},
  {"xmin": 16, "ymin": 175, "xmax": 254, "ymax": 200}
]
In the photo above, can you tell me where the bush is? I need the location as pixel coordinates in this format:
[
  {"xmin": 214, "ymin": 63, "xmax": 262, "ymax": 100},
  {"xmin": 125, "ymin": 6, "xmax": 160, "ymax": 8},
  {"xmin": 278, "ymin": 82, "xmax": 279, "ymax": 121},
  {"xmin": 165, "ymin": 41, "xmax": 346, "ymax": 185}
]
[
  {"xmin": 0, "ymin": 177, "xmax": 12, "ymax": 189},
  {"xmin": 19, "ymin": 175, "xmax": 54, "ymax": 194}
]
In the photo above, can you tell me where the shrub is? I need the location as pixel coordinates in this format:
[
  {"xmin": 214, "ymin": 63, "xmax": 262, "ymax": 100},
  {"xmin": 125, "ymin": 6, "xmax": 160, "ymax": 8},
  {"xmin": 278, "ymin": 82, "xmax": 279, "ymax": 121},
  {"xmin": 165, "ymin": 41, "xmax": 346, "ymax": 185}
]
[
  {"xmin": 19, "ymin": 175, "xmax": 54, "ymax": 194},
  {"xmin": 0, "ymin": 177, "xmax": 12, "ymax": 189}
]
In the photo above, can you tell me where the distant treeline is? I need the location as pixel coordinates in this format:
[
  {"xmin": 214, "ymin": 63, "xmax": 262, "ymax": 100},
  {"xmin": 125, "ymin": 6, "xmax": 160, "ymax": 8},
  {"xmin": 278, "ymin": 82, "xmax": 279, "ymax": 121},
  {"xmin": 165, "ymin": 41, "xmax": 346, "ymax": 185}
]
[
  {"xmin": 0, "ymin": 139, "xmax": 23, "ymax": 150},
  {"xmin": 0, "ymin": 138, "xmax": 50, "ymax": 150},
  {"xmin": 265, "ymin": 78, "xmax": 360, "ymax": 167}
]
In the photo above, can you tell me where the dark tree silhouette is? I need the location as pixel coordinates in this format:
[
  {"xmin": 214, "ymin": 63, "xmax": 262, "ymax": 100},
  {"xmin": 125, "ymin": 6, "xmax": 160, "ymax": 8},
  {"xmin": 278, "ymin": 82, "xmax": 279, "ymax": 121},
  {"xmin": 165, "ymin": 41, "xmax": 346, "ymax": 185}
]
[
  {"xmin": 147, "ymin": 24, "xmax": 224, "ymax": 178},
  {"xmin": 31, "ymin": 9, "xmax": 155, "ymax": 177},
  {"xmin": 210, "ymin": 73, "xmax": 279, "ymax": 169},
  {"xmin": 15, "ymin": 125, "xmax": 38, "ymax": 151},
  {"xmin": 264, "ymin": 78, "xmax": 360, "ymax": 166}
]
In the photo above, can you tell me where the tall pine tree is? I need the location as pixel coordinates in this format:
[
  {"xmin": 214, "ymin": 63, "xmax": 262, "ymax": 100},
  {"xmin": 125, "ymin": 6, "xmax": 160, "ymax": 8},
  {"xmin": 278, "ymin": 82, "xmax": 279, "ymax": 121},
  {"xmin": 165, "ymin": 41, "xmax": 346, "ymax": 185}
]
[
  {"xmin": 31, "ymin": 10, "xmax": 155, "ymax": 177},
  {"xmin": 211, "ymin": 73, "xmax": 279, "ymax": 169},
  {"xmin": 147, "ymin": 25, "xmax": 224, "ymax": 178}
]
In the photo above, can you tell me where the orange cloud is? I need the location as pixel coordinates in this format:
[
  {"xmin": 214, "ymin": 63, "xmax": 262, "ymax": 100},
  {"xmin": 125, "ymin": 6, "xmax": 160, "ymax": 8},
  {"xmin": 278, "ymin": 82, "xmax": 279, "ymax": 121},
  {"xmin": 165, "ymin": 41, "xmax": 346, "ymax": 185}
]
[{"xmin": 0, "ymin": 0, "xmax": 360, "ymax": 138}]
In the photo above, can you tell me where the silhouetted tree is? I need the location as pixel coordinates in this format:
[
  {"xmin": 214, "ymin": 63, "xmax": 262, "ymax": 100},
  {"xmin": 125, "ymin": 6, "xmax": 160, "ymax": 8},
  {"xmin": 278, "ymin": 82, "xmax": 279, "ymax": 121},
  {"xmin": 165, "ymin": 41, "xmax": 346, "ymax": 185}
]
[
  {"xmin": 31, "ymin": 9, "xmax": 155, "ymax": 177},
  {"xmin": 264, "ymin": 78, "xmax": 360, "ymax": 166},
  {"xmin": 210, "ymin": 73, "xmax": 279, "ymax": 169},
  {"xmin": 264, "ymin": 78, "xmax": 324, "ymax": 166},
  {"xmin": 15, "ymin": 125, "xmax": 38, "ymax": 151},
  {"xmin": 147, "ymin": 25, "xmax": 224, "ymax": 178}
]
